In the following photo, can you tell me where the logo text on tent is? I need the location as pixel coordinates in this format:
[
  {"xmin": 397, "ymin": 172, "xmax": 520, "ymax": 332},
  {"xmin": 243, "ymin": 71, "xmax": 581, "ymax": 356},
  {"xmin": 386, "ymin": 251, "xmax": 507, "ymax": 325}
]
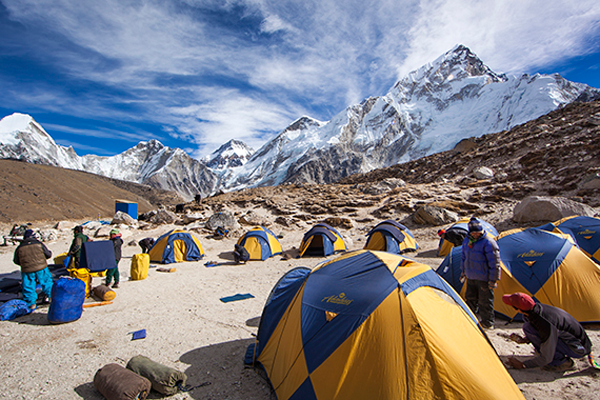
[
  {"xmin": 518, "ymin": 250, "xmax": 544, "ymax": 258},
  {"xmin": 578, "ymin": 229, "xmax": 596, "ymax": 235},
  {"xmin": 322, "ymin": 292, "xmax": 353, "ymax": 305}
]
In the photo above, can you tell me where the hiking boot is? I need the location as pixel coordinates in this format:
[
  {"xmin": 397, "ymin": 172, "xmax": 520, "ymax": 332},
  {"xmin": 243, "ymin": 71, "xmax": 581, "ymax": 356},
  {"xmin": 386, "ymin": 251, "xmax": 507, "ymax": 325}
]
[
  {"xmin": 542, "ymin": 358, "xmax": 575, "ymax": 372},
  {"xmin": 41, "ymin": 296, "xmax": 51, "ymax": 305},
  {"xmin": 112, "ymin": 283, "xmax": 119, "ymax": 289},
  {"xmin": 480, "ymin": 322, "xmax": 494, "ymax": 330}
]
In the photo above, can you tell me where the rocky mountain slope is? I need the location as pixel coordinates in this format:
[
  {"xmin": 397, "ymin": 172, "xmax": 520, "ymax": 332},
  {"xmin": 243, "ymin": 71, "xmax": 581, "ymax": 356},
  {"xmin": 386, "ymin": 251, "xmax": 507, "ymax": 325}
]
[
  {"xmin": 185, "ymin": 100, "xmax": 600, "ymax": 241},
  {"xmin": 0, "ymin": 160, "xmax": 182, "ymax": 223},
  {"xmin": 2, "ymin": 45, "xmax": 598, "ymax": 201},
  {"xmin": 223, "ymin": 45, "xmax": 600, "ymax": 190}
]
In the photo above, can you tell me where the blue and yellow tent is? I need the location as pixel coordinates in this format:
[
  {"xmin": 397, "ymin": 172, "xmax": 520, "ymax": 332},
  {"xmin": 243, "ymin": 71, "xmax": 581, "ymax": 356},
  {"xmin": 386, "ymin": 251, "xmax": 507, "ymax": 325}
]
[
  {"xmin": 247, "ymin": 250, "xmax": 524, "ymax": 400},
  {"xmin": 437, "ymin": 217, "xmax": 498, "ymax": 257},
  {"xmin": 437, "ymin": 228, "xmax": 600, "ymax": 322},
  {"xmin": 539, "ymin": 215, "xmax": 600, "ymax": 265},
  {"xmin": 237, "ymin": 226, "xmax": 282, "ymax": 261},
  {"xmin": 363, "ymin": 220, "xmax": 419, "ymax": 254},
  {"xmin": 148, "ymin": 230, "xmax": 205, "ymax": 264},
  {"xmin": 299, "ymin": 223, "xmax": 346, "ymax": 257}
]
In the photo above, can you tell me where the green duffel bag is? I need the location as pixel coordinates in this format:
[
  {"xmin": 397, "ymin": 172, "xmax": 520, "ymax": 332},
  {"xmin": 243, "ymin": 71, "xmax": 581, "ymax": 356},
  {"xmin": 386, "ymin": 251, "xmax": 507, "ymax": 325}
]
[{"xmin": 126, "ymin": 355, "xmax": 187, "ymax": 395}]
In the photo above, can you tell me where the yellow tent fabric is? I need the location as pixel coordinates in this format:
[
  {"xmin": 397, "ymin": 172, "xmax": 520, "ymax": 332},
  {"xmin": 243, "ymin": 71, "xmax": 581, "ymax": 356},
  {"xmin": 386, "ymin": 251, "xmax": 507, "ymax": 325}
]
[
  {"xmin": 251, "ymin": 250, "xmax": 524, "ymax": 400},
  {"xmin": 148, "ymin": 230, "xmax": 205, "ymax": 264},
  {"xmin": 237, "ymin": 226, "xmax": 283, "ymax": 260}
]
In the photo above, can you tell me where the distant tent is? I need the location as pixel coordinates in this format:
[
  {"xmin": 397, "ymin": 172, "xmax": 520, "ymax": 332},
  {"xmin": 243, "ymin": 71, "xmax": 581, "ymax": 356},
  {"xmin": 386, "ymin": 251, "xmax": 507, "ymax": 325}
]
[
  {"xmin": 538, "ymin": 215, "xmax": 600, "ymax": 265},
  {"xmin": 237, "ymin": 226, "xmax": 282, "ymax": 261},
  {"xmin": 364, "ymin": 220, "xmax": 418, "ymax": 254},
  {"xmin": 437, "ymin": 217, "xmax": 498, "ymax": 257},
  {"xmin": 299, "ymin": 223, "xmax": 346, "ymax": 257},
  {"xmin": 246, "ymin": 250, "xmax": 524, "ymax": 400},
  {"xmin": 148, "ymin": 230, "xmax": 205, "ymax": 264},
  {"xmin": 436, "ymin": 228, "xmax": 600, "ymax": 322}
]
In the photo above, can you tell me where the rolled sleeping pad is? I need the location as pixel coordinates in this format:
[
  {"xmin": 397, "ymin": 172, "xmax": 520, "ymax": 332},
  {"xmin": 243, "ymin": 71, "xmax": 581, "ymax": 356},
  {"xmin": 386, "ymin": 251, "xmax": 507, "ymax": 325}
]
[
  {"xmin": 93, "ymin": 284, "xmax": 116, "ymax": 301},
  {"xmin": 126, "ymin": 355, "xmax": 187, "ymax": 395},
  {"xmin": 94, "ymin": 363, "xmax": 151, "ymax": 400}
]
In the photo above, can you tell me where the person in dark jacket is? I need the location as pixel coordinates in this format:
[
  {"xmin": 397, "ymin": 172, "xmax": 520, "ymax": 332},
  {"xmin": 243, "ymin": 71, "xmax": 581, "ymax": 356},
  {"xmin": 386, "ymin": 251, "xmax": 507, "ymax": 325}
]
[
  {"xmin": 504, "ymin": 292, "xmax": 592, "ymax": 371},
  {"xmin": 106, "ymin": 229, "xmax": 123, "ymax": 289},
  {"xmin": 138, "ymin": 237, "xmax": 155, "ymax": 253},
  {"xmin": 67, "ymin": 225, "xmax": 88, "ymax": 268},
  {"xmin": 233, "ymin": 243, "xmax": 250, "ymax": 264},
  {"xmin": 460, "ymin": 217, "xmax": 501, "ymax": 329},
  {"xmin": 13, "ymin": 229, "xmax": 53, "ymax": 309}
]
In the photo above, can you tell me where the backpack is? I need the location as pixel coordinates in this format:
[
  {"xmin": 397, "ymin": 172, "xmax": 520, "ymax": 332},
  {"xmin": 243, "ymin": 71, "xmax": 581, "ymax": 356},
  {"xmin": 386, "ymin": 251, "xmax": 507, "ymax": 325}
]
[{"xmin": 233, "ymin": 244, "xmax": 250, "ymax": 263}]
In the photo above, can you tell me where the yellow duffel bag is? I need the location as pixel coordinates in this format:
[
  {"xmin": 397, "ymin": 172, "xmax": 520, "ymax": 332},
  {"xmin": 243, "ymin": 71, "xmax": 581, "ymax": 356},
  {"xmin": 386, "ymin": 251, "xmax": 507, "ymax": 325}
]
[
  {"xmin": 130, "ymin": 254, "xmax": 150, "ymax": 281},
  {"xmin": 68, "ymin": 267, "xmax": 92, "ymax": 298}
]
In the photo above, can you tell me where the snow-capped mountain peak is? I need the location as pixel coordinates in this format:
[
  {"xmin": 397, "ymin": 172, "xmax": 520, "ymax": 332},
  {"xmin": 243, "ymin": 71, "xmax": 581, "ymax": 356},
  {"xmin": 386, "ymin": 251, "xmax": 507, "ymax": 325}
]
[{"xmin": 206, "ymin": 139, "xmax": 254, "ymax": 169}]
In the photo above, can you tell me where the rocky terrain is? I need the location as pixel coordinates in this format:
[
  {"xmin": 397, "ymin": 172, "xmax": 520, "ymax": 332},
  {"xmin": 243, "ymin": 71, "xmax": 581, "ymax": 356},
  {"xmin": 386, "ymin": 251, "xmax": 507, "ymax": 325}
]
[{"xmin": 0, "ymin": 160, "xmax": 183, "ymax": 224}]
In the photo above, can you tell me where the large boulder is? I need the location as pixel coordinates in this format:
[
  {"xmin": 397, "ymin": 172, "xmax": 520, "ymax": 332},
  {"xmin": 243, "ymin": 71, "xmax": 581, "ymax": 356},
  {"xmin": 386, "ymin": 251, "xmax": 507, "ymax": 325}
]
[
  {"xmin": 238, "ymin": 210, "xmax": 266, "ymax": 226},
  {"xmin": 147, "ymin": 209, "xmax": 178, "ymax": 225},
  {"xmin": 513, "ymin": 196, "xmax": 597, "ymax": 223},
  {"xmin": 413, "ymin": 205, "xmax": 458, "ymax": 225},
  {"xmin": 206, "ymin": 210, "xmax": 238, "ymax": 231},
  {"xmin": 111, "ymin": 211, "xmax": 136, "ymax": 226},
  {"xmin": 473, "ymin": 166, "xmax": 494, "ymax": 180}
]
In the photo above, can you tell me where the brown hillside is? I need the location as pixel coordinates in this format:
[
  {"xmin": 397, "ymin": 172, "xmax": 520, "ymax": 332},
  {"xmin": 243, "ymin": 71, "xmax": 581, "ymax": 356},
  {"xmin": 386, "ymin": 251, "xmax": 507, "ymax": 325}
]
[{"xmin": 0, "ymin": 160, "xmax": 183, "ymax": 223}]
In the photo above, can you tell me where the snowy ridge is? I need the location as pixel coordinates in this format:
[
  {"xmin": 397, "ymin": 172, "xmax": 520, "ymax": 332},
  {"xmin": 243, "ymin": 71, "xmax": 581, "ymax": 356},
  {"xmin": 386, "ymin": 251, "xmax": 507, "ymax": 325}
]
[
  {"xmin": 221, "ymin": 45, "xmax": 599, "ymax": 188},
  {"xmin": 1, "ymin": 45, "xmax": 599, "ymax": 199}
]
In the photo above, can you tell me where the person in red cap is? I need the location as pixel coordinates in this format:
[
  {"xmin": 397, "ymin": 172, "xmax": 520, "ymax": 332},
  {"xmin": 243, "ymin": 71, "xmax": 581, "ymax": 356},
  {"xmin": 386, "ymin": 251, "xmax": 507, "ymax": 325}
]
[
  {"xmin": 503, "ymin": 292, "xmax": 593, "ymax": 371},
  {"xmin": 460, "ymin": 217, "xmax": 501, "ymax": 329}
]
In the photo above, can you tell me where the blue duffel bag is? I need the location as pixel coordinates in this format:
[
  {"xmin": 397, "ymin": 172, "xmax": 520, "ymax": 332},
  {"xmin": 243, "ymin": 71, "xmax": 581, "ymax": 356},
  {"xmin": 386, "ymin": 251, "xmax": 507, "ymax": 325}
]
[
  {"xmin": 0, "ymin": 299, "xmax": 33, "ymax": 321},
  {"xmin": 48, "ymin": 276, "xmax": 85, "ymax": 324}
]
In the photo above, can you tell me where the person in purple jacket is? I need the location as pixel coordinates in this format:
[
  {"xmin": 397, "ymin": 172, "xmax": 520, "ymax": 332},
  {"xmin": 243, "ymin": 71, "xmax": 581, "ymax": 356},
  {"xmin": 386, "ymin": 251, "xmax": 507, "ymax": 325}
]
[{"xmin": 460, "ymin": 217, "xmax": 501, "ymax": 329}]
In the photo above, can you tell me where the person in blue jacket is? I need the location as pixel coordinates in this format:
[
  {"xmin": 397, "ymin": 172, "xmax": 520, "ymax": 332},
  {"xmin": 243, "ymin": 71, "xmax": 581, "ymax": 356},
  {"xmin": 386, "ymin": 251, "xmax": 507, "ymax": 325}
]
[{"xmin": 460, "ymin": 217, "xmax": 501, "ymax": 329}]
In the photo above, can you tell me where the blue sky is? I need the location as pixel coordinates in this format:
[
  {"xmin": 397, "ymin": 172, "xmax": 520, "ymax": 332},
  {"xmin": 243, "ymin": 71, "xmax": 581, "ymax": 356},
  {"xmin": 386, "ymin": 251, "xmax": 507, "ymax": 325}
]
[{"xmin": 1, "ymin": 0, "xmax": 599, "ymax": 159}]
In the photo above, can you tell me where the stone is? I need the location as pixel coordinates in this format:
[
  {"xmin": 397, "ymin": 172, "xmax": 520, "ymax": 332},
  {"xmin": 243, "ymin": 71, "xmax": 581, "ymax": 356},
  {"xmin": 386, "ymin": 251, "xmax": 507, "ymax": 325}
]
[
  {"xmin": 111, "ymin": 211, "xmax": 136, "ymax": 225},
  {"xmin": 206, "ymin": 210, "xmax": 238, "ymax": 231},
  {"xmin": 473, "ymin": 166, "xmax": 494, "ymax": 180},
  {"xmin": 413, "ymin": 205, "xmax": 459, "ymax": 225},
  {"xmin": 513, "ymin": 196, "xmax": 597, "ymax": 223},
  {"xmin": 581, "ymin": 173, "xmax": 600, "ymax": 190},
  {"xmin": 147, "ymin": 209, "xmax": 178, "ymax": 225}
]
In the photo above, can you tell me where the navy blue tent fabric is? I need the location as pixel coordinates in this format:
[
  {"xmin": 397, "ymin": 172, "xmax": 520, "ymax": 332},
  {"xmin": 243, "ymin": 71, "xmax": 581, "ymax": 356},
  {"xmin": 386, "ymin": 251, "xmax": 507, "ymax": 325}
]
[
  {"xmin": 300, "ymin": 251, "xmax": 399, "ymax": 373},
  {"xmin": 497, "ymin": 228, "xmax": 572, "ymax": 295},
  {"xmin": 79, "ymin": 241, "xmax": 117, "ymax": 272},
  {"xmin": 556, "ymin": 217, "xmax": 600, "ymax": 263},
  {"xmin": 303, "ymin": 226, "xmax": 338, "ymax": 243},
  {"xmin": 435, "ymin": 246, "xmax": 463, "ymax": 294},
  {"xmin": 368, "ymin": 224, "xmax": 406, "ymax": 244},
  {"xmin": 255, "ymin": 267, "xmax": 311, "ymax": 357}
]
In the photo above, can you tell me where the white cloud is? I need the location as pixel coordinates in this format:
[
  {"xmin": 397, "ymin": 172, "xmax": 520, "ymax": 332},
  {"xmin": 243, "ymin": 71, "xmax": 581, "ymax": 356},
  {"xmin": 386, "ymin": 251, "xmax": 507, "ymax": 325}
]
[
  {"xmin": 398, "ymin": 0, "xmax": 600, "ymax": 78},
  {"xmin": 2, "ymin": 0, "xmax": 600, "ymax": 159}
]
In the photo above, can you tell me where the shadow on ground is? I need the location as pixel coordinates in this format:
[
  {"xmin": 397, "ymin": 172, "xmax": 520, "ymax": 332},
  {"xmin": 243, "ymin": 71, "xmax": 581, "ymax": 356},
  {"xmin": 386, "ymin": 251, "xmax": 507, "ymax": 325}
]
[{"xmin": 180, "ymin": 338, "xmax": 275, "ymax": 400}]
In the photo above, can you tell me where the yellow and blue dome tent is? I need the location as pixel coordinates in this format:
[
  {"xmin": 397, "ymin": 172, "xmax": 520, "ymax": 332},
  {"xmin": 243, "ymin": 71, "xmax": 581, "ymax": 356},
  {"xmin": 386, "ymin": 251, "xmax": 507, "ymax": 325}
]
[
  {"xmin": 237, "ymin": 226, "xmax": 282, "ymax": 261},
  {"xmin": 363, "ymin": 219, "xmax": 419, "ymax": 254},
  {"xmin": 148, "ymin": 229, "xmax": 205, "ymax": 264},
  {"xmin": 437, "ymin": 227, "xmax": 600, "ymax": 322},
  {"xmin": 437, "ymin": 217, "xmax": 498, "ymax": 257},
  {"xmin": 246, "ymin": 250, "xmax": 524, "ymax": 400},
  {"xmin": 299, "ymin": 223, "xmax": 346, "ymax": 257},
  {"xmin": 539, "ymin": 215, "xmax": 600, "ymax": 265}
]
